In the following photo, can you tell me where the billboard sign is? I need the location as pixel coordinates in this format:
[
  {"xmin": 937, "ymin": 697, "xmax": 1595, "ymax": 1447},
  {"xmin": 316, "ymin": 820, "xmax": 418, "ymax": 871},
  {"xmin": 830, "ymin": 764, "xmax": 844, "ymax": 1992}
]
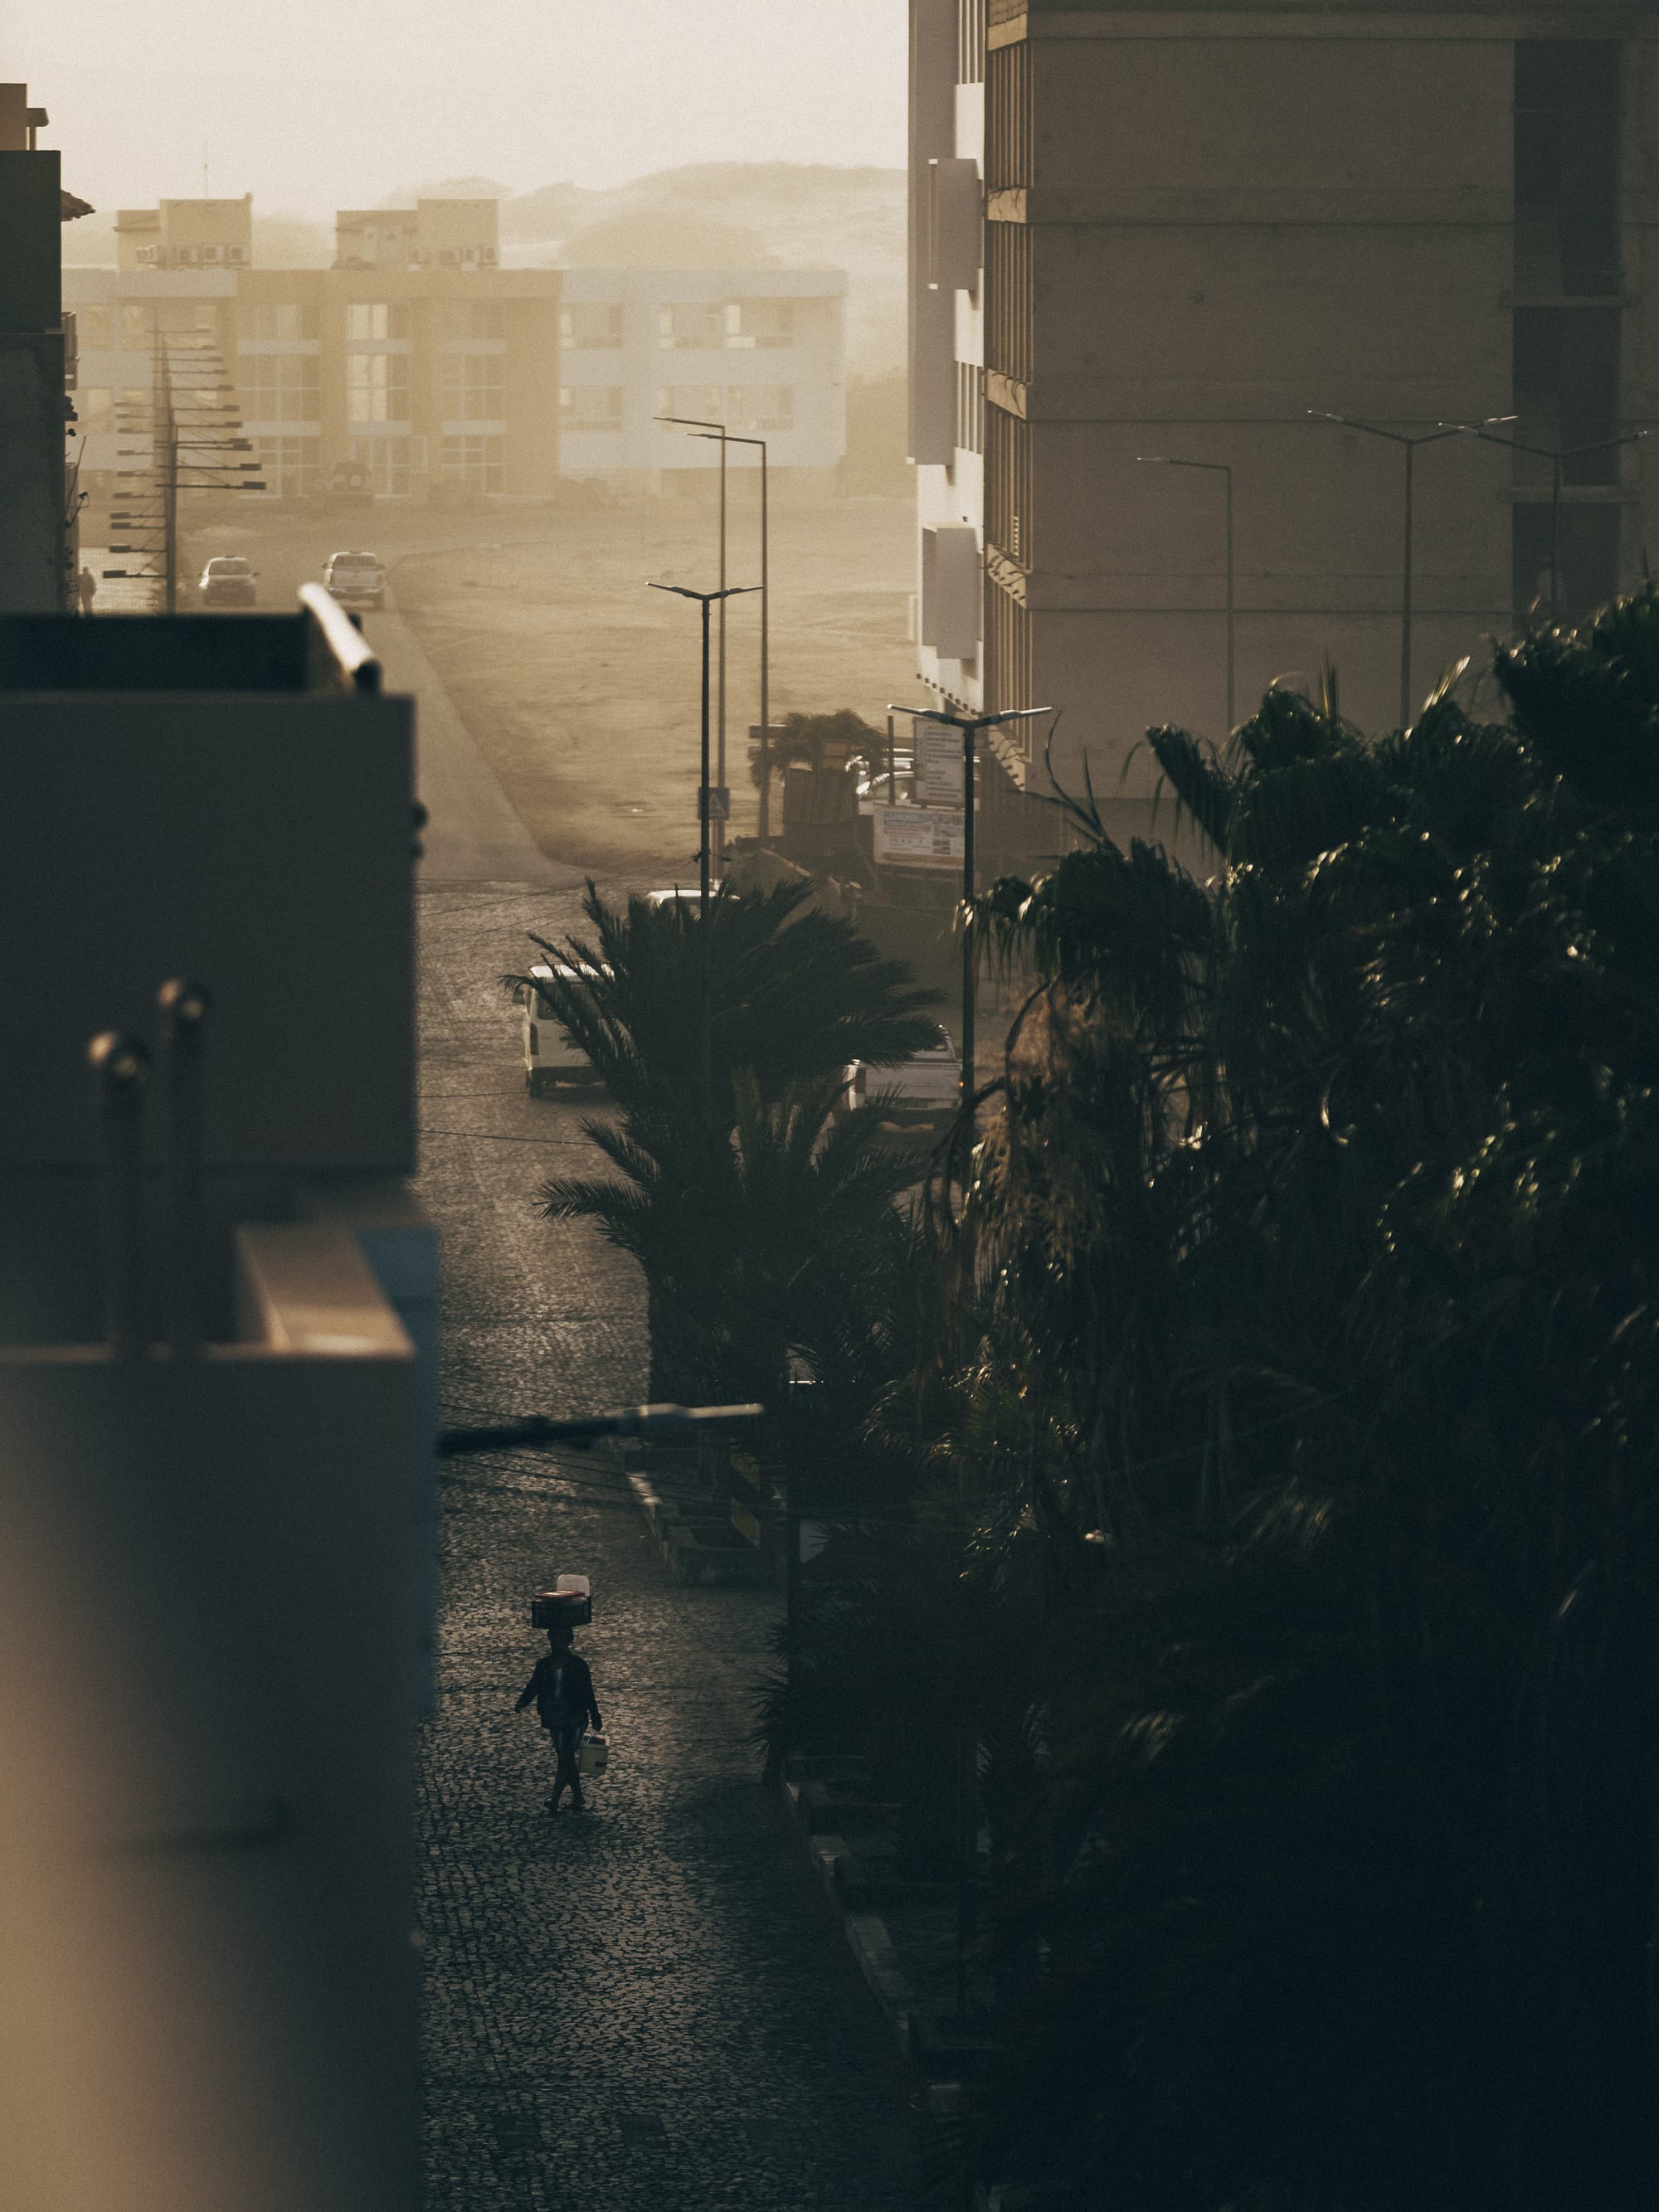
[{"xmin": 875, "ymin": 805, "xmax": 964, "ymax": 866}]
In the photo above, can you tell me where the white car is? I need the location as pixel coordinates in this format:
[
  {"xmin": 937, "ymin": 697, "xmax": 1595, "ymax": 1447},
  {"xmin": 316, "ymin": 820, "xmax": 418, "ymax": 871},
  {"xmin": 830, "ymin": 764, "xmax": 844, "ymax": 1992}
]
[
  {"xmin": 516, "ymin": 960, "xmax": 608, "ymax": 1094},
  {"xmin": 323, "ymin": 550, "xmax": 386, "ymax": 611},
  {"xmin": 840, "ymin": 1023, "xmax": 960, "ymax": 1123},
  {"xmin": 645, "ymin": 886, "xmax": 708, "ymax": 910},
  {"xmin": 853, "ymin": 750, "xmax": 915, "ymax": 814}
]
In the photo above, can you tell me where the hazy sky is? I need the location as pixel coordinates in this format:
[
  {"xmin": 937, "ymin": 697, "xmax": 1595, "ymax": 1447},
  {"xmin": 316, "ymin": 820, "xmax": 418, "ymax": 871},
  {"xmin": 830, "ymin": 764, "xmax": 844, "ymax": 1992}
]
[{"xmin": 4, "ymin": 0, "xmax": 907, "ymax": 214}]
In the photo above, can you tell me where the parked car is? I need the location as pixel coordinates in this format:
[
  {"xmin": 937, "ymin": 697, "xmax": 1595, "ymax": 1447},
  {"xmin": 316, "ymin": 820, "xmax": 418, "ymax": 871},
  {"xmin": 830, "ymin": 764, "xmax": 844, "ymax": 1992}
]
[
  {"xmin": 840, "ymin": 1023, "xmax": 960, "ymax": 1123},
  {"xmin": 644, "ymin": 887, "xmax": 709, "ymax": 912},
  {"xmin": 197, "ymin": 555, "xmax": 257, "ymax": 609},
  {"xmin": 323, "ymin": 551, "xmax": 386, "ymax": 611},
  {"xmin": 515, "ymin": 960, "xmax": 609, "ymax": 1094},
  {"xmin": 852, "ymin": 748, "xmax": 916, "ymax": 814}
]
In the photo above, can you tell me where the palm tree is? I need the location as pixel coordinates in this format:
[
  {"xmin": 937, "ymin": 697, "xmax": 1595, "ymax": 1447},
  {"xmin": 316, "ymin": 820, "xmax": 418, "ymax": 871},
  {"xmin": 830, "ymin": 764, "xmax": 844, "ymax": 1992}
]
[
  {"xmin": 506, "ymin": 876, "xmax": 941, "ymax": 1127},
  {"xmin": 514, "ymin": 878, "xmax": 941, "ymax": 1401},
  {"xmin": 847, "ymin": 596, "xmax": 1659, "ymax": 2210}
]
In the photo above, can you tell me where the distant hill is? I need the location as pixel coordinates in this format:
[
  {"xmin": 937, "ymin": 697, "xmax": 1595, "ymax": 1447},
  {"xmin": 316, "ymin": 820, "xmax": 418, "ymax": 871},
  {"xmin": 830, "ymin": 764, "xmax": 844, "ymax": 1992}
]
[{"xmin": 493, "ymin": 163, "xmax": 906, "ymax": 375}]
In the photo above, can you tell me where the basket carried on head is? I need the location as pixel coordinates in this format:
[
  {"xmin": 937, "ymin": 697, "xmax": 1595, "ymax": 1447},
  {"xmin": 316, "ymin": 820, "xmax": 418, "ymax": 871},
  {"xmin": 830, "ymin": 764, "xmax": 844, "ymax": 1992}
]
[{"xmin": 531, "ymin": 1573, "xmax": 591, "ymax": 1630}]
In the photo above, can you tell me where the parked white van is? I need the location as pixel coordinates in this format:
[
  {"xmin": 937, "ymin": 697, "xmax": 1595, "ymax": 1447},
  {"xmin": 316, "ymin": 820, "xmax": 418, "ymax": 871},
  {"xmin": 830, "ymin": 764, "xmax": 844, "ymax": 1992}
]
[{"xmin": 517, "ymin": 960, "xmax": 606, "ymax": 1095}]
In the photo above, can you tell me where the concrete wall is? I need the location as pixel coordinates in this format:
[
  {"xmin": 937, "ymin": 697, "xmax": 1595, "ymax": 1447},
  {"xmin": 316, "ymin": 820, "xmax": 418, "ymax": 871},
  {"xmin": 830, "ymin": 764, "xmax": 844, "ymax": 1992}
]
[{"xmin": 0, "ymin": 602, "xmax": 431, "ymax": 2210}]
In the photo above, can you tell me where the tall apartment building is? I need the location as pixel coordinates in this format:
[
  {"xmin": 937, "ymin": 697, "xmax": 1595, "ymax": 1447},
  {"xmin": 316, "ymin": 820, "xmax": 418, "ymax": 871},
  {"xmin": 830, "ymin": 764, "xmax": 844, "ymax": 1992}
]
[
  {"xmin": 912, "ymin": 2, "xmax": 1659, "ymax": 857},
  {"xmin": 69, "ymin": 197, "xmax": 560, "ymax": 505},
  {"xmin": 558, "ymin": 266, "xmax": 846, "ymax": 489}
]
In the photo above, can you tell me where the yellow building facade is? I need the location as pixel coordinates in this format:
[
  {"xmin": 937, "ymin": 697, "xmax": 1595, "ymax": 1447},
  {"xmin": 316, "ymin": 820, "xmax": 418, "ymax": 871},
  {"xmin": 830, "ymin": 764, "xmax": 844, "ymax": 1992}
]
[{"xmin": 72, "ymin": 197, "xmax": 559, "ymax": 504}]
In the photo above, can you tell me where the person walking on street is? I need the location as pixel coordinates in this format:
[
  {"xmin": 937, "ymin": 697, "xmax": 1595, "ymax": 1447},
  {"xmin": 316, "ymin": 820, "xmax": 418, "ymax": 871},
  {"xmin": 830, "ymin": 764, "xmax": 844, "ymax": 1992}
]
[
  {"xmin": 76, "ymin": 565, "xmax": 97, "ymax": 616},
  {"xmin": 515, "ymin": 1619, "xmax": 602, "ymax": 1814}
]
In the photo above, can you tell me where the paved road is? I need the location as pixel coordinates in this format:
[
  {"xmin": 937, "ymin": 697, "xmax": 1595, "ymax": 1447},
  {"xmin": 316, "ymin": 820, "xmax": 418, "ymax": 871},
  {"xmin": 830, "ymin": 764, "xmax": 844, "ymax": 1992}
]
[
  {"xmin": 178, "ymin": 509, "xmax": 580, "ymax": 887},
  {"xmin": 415, "ymin": 884, "xmax": 925, "ymax": 2210}
]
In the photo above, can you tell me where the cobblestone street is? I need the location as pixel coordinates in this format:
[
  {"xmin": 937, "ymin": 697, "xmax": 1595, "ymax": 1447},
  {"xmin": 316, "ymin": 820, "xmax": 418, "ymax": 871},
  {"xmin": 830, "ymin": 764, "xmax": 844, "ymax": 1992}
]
[{"xmin": 415, "ymin": 882, "xmax": 924, "ymax": 2211}]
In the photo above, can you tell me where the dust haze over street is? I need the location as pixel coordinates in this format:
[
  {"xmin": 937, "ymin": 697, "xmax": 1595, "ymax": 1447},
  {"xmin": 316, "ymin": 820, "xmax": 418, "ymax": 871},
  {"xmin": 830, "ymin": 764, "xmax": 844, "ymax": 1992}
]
[{"xmin": 184, "ymin": 490, "xmax": 917, "ymax": 884}]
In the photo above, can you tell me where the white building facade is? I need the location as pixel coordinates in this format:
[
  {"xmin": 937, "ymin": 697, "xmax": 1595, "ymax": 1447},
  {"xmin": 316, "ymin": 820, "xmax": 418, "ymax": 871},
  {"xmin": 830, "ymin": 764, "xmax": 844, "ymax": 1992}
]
[{"xmin": 557, "ymin": 267, "xmax": 847, "ymax": 486}]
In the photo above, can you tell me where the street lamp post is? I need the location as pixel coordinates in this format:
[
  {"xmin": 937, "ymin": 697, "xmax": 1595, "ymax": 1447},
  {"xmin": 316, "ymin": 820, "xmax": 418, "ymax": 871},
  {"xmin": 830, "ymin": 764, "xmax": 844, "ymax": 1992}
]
[
  {"xmin": 887, "ymin": 702, "xmax": 1051, "ymax": 1156},
  {"xmin": 657, "ymin": 415, "xmax": 732, "ymax": 864},
  {"xmin": 1310, "ymin": 411, "xmax": 1514, "ymax": 729},
  {"xmin": 700, "ymin": 430, "xmax": 772, "ymax": 840},
  {"xmin": 1443, "ymin": 420, "xmax": 1652, "ymax": 624},
  {"xmin": 649, "ymin": 579, "xmax": 759, "ymax": 1090},
  {"xmin": 1136, "ymin": 455, "xmax": 1234, "ymax": 732}
]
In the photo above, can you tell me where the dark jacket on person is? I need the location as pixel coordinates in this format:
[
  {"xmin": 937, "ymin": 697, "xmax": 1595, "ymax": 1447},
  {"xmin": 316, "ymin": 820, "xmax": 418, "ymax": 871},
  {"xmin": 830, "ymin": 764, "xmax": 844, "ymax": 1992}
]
[{"xmin": 516, "ymin": 1650, "xmax": 601, "ymax": 1733}]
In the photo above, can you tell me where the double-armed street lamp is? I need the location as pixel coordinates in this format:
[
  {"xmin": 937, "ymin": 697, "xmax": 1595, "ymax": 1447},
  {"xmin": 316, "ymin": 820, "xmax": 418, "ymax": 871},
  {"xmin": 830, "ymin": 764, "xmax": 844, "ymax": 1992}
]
[
  {"xmin": 1310, "ymin": 411, "xmax": 1515, "ymax": 728},
  {"xmin": 649, "ymin": 578, "xmax": 760, "ymax": 1089},
  {"xmin": 1443, "ymin": 418, "xmax": 1652, "ymax": 625},
  {"xmin": 887, "ymin": 702, "xmax": 1053, "ymax": 1153},
  {"xmin": 657, "ymin": 413, "xmax": 737, "ymax": 863},
  {"xmin": 696, "ymin": 429, "xmax": 774, "ymax": 841},
  {"xmin": 1136, "ymin": 454, "xmax": 1234, "ymax": 732}
]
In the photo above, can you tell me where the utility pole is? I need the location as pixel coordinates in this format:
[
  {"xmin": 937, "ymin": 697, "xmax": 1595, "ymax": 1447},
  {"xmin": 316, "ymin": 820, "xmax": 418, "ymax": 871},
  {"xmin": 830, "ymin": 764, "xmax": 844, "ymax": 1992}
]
[{"xmin": 109, "ymin": 327, "xmax": 265, "ymax": 611}]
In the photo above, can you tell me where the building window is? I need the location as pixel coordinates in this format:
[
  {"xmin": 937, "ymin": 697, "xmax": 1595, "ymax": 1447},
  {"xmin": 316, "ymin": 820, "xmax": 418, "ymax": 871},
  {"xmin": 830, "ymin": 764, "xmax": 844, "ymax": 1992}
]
[
  {"xmin": 659, "ymin": 303, "xmax": 722, "ymax": 350},
  {"xmin": 985, "ymin": 223, "xmax": 1033, "ymax": 385},
  {"xmin": 659, "ymin": 384, "xmax": 725, "ymax": 423},
  {"xmin": 958, "ymin": 0, "xmax": 985, "ymax": 85},
  {"xmin": 1515, "ymin": 41, "xmax": 1621, "ymax": 297},
  {"xmin": 724, "ymin": 299, "xmax": 793, "ymax": 350},
  {"xmin": 440, "ymin": 435, "xmax": 504, "ymax": 493},
  {"xmin": 252, "ymin": 435, "xmax": 320, "ymax": 499},
  {"xmin": 985, "ymin": 42, "xmax": 1033, "ymax": 192},
  {"xmin": 956, "ymin": 362, "xmax": 984, "ymax": 455},
  {"xmin": 560, "ymin": 385, "xmax": 624, "ymax": 429},
  {"xmin": 348, "ymin": 302, "xmax": 411, "ymax": 343},
  {"xmin": 1512, "ymin": 307, "xmax": 1621, "ymax": 481},
  {"xmin": 726, "ymin": 385, "xmax": 794, "ymax": 432},
  {"xmin": 348, "ymin": 352, "xmax": 411, "ymax": 425},
  {"xmin": 350, "ymin": 433, "xmax": 424, "ymax": 498},
  {"xmin": 444, "ymin": 300, "xmax": 505, "ymax": 341},
  {"xmin": 561, "ymin": 302, "xmax": 623, "ymax": 349},
  {"xmin": 442, "ymin": 351, "xmax": 505, "ymax": 422},
  {"xmin": 76, "ymin": 304, "xmax": 112, "ymax": 350},
  {"xmin": 242, "ymin": 302, "xmax": 319, "ymax": 343},
  {"xmin": 120, "ymin": 305, "xmax": 153, "ymax": 350},
  {"xmin": 242, "ymin": 352, "xmax": 321, "ymax": 421},
  {"xmin": 985, "ymin": 405, "xmax": 1032, "ymax": 564}
]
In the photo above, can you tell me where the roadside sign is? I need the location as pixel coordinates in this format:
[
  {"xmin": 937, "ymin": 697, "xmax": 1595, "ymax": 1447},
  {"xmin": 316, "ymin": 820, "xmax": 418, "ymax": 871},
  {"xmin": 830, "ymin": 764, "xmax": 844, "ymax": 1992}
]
[
  {"xmin": 874, "ymin": 805, "xmax": 964, "ymax": 865},
  {"xmin": 914, "ymin": 717, "xmax": 964, "ymax": 805},
  {"xmin": 698, "ymin": 785, "xmax": 731, "ymax": 822}
]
